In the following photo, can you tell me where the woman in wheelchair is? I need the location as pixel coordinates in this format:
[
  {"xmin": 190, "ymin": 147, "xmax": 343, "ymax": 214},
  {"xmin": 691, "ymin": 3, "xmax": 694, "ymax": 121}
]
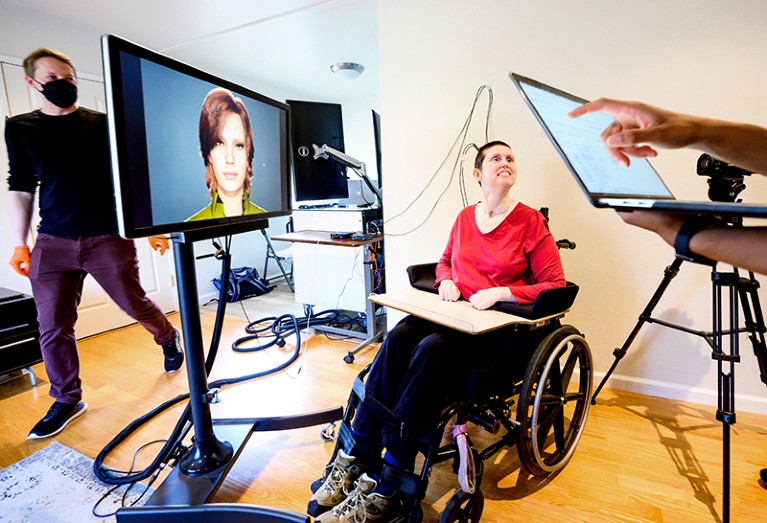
[{"xmin": 309, "ymin": 141, "xmax": 568, "ymax": 522}]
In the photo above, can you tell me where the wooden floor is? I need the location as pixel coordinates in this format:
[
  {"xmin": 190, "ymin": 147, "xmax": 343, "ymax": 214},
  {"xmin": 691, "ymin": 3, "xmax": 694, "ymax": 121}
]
[{"xmin": 2, "ymin": 283, "xmax": 767, "ymax": 522}]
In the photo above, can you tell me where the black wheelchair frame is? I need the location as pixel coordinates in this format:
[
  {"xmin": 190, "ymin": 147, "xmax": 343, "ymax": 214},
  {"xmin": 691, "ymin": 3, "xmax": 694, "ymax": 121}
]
[{"xmin": 316, "ymin": 262, "xmax": 593, "ymax": 522}]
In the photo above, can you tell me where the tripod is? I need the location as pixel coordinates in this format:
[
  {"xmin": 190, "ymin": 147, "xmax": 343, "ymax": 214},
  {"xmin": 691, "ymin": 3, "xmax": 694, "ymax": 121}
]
[{"xmin": 591, "ymin": 253, "xmax": 767, "ymax": 522}]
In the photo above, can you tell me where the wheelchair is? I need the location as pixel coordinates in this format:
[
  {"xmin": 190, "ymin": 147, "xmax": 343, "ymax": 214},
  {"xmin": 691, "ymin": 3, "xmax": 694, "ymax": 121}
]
[{"xmin": 314, "ymin": 260, "xmax": 592, "ymax": 522}]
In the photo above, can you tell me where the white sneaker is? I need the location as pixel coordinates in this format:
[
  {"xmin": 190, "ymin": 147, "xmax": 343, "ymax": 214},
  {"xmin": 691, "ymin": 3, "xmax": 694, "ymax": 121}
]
[
  {"xmin": 308, "ymin": 450, "xmax": 363, "ymax": 516},
  {"xmin": 315, "ymin": 473, "xmax": 399, "ymax": 523}
]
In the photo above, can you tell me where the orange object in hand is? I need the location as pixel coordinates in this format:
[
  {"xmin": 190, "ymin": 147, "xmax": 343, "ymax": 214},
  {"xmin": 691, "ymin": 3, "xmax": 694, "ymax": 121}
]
[
  {"xmin": 10, "ymin": 245, "xmax": 31, "ymax": 277},
  {"xmin": 148, "ymin": 236, "xmax": 170, "ymax": 255}
]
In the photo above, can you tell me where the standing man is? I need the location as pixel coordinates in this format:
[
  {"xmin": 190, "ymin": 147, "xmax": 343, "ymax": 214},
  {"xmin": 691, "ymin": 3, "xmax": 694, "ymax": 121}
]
[{"xmin": 5, "ymin": 48, "xmax": 184, "ymax": 440}]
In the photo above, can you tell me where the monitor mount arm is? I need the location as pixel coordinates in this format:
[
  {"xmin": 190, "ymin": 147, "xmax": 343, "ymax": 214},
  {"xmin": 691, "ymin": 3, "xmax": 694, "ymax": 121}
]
[{"xmin": 313, "ymin": 144, "xmax": 382, "ymax": 206}]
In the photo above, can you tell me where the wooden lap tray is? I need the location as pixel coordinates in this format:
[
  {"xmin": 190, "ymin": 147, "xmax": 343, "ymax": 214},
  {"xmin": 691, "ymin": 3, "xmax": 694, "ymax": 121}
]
[{"xmin": 369, "ymin": 288, "xmax": 566, "ymax": 335}]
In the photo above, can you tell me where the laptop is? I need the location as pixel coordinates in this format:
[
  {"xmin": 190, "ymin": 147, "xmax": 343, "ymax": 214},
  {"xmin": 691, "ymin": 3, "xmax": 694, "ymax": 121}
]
[
  {"xmin": 338, "ymin": 179, "xmax": 376, "ymax": 207},
  {"xmin": 509, "ymin": 73, "xmax": 767, "ymax": 218}
]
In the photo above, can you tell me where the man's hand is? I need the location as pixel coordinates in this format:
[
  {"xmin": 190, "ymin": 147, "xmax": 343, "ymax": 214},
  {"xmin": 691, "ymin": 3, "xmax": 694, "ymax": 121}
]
[
  {"xmin": 616, "ymin": 210, "xmax": 686, "ymax": 246},
  {"xmin": 148, "ymin": 236, "xmax": 170, "ymax": 255},
  {"xmin": 568, "ymin": 98, "xmax": 697, "ymax": 167},
  {"xmin": 438, "ymin": 279, "xmax": 461, "ymax": 302},
  {"xmin": 10, "ymin": 245, "xmax": 31, "ymax": 277},
  {"xmin": 469, "ymin": 287, "xmax": 512, "ymax": 310}
]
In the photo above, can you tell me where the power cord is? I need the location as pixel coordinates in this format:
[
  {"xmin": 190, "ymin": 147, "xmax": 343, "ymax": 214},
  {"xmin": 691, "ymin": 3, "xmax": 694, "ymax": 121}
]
[
  {"xmin": 92, "ymin": 234, "xmax": 307, "ymax": 491},
  {"xmin": 91, "ymin": 439, "xmax": 167, "ymax": 518},
  {"xmin": 232, "ymin": 310, "xmax": 340, "ymax": 352},
  {"xmin": 385, "ymin": 85, "xmax": 494, "ymax": 237}
]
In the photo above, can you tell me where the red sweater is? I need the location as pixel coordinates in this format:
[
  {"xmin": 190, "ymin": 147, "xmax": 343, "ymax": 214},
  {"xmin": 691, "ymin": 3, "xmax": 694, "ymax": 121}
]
[{"xmin": 435, "ymin": 203, "xmax": 566, "ymax": 305}]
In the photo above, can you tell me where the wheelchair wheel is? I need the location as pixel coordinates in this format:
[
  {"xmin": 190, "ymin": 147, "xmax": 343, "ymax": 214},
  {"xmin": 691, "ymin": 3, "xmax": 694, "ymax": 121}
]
[
  {"xmin": 439, "ymin": 488, "xmax": 484, "ymax": 523},
  {"xmin": 516, "ymin": 324, "xmax": 592, "ymax": 477}
]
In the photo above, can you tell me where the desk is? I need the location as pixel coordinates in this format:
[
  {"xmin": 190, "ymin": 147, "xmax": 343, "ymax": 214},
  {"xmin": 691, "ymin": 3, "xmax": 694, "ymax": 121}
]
[{"xmin": 271, "ymin": 230, "xmax": 384, "ymax": 362}]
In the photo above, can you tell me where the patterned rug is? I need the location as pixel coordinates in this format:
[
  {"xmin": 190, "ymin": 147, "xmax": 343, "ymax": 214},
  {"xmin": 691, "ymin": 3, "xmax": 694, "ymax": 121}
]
[{"xmin": 0, "ymin": 442, "xmax": 153, "ymax": 523}]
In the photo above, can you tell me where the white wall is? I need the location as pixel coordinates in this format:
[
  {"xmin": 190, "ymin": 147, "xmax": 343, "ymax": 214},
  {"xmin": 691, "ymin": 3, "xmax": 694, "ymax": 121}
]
[{"xmin": 378, "ymin": 0, "xmax": 767, "ymax": 413}]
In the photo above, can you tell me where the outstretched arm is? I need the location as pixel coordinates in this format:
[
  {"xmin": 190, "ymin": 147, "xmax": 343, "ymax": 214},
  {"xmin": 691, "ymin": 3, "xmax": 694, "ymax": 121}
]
[
  {"xmin": 618, "ymin": 210, "xmax": 767, "ymax": 275},
  {"xmin": 568, "ymin": 98, "xmax": 767, "ymax": 174}
]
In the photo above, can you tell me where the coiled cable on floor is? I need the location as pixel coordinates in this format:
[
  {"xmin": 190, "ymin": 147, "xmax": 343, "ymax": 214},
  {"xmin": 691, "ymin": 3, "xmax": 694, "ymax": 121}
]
[
  {"xmin": 232, "ymin": 310, "xmax": 339, "ymax": 352},
  {"xmin": 92, "ymin": 236, "xmax": 306, "ymax": 486}
]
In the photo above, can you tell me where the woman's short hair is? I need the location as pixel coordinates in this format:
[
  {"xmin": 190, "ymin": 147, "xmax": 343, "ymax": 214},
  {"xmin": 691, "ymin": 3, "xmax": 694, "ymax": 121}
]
[
  {"xmin": 23, "ymin": 48, "xmax": 76, "ymax": 78},
  {"xmin": 199, "ymin": 88, "xmax": 255, "ymax": 197},
  {"xmin": 474, "ymin": 140, "xmax": 511, "ymax": 169}
]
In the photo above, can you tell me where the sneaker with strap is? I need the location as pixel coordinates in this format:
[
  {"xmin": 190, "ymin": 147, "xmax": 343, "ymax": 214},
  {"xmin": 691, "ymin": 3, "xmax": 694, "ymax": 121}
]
[
  {"xmin": 162, "ymin": 328, "xmax": 184, "ymax": 373},
  {"xmin": 27, "ymin": 400, "xmax": 88, "ymax": 440},
  {"xmin": 315, "ymin": 473, "xmax": 400, "ymax": 523},
  {"xmin": 308, "ymin": 450, "xmax": 363, "ymax": 516}
]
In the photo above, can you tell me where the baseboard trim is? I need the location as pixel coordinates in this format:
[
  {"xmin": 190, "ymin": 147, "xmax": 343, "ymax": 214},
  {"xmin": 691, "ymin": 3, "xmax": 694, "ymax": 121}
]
[
  {"xmin": 199, "ymin": 291, "xmax": 220, "ymax": 305},
  {"xmin": 592, "ymin": 372, "xmax": 767, "ymax": 416}
]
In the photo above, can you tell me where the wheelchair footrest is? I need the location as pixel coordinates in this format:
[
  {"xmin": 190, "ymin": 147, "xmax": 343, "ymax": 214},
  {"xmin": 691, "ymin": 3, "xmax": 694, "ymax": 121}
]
[{"xmin": 381, "ymin": 463, "xmax": 422, "ymax": 500}]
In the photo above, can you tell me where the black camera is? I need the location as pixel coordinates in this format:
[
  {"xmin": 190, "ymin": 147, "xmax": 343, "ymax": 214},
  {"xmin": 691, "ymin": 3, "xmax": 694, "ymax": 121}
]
[{"xmin": 696, "ymin": 153, "xmax": 751, "ymax": 202}]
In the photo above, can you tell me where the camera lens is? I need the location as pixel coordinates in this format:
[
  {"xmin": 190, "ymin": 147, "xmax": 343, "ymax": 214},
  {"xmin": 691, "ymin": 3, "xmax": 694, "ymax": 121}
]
[{"xmin": 697, "ymin": 154, "xmax": 713, "ymax": 176}]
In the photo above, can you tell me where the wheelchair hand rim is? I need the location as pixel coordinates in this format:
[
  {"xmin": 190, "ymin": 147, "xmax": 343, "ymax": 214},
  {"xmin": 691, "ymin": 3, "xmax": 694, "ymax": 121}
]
[{"xmin": 530, "ymin": 333, "xmax": 592, "ymax": 473}]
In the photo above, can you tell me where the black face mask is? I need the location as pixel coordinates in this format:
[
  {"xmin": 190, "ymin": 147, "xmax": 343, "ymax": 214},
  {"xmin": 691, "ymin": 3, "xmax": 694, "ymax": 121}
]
[{"xmin": 38, "ymin": 78, "xmax": 78, "ymax": 109}]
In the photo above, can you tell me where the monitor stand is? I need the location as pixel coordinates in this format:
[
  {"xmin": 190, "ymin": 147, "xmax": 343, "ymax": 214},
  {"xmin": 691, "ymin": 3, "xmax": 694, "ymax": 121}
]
[{"xmin": 117, "ymin": 223, "xmax": 342, "ymax": 520}]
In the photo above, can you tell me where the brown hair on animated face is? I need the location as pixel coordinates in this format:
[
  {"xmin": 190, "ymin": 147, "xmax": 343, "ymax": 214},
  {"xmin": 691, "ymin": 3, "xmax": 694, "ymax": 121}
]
[{"xmin": 199, "ymin": 88, "xmax": 255, "ymax": 197}]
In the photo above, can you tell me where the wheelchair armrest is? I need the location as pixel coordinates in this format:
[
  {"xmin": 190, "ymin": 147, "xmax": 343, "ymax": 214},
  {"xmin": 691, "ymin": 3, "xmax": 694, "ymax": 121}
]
[
  {"xmin": 495, "ymin": 282, "xmax": 579, "ymax": 319},
  {"xmin": 406, "ymin": 263, "xmax": 578, "ymax": 319},
  {"xmin": 406, "ymin": 262, "xmax": 439, "ymax": 294}
]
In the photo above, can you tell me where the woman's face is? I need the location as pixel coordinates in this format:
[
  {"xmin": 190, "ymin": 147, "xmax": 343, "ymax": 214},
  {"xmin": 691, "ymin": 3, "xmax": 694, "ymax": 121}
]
[
  {"xmin": 208, "ymin": 112, "xmax": 249, "ymax": 198},
  {"xmin": 475, "ymin": 144, "xmax": 517, "ymax": 190}
]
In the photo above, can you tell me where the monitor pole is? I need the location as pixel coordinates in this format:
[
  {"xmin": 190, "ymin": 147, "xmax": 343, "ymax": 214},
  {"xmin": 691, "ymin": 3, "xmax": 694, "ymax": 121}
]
[
  {"xmin": 172, "ymin": 237, "xmax": 233, "ymax": 475},
  {"xmin": 126, "ymin": 222, "xmax": 342, "ymax": 512}
]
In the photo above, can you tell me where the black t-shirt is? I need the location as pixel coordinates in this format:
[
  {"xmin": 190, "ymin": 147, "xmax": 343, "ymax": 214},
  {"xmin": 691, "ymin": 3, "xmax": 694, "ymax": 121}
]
[{"xmin": 5, "ymin": 107, "xmax": 118, "ymax": 236}]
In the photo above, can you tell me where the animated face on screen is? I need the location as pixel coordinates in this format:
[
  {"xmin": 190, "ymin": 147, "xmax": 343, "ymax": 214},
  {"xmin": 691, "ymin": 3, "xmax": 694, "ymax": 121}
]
[{"xmin": 187, "ymin": 88, "xmax": 265, "ymax": 221}]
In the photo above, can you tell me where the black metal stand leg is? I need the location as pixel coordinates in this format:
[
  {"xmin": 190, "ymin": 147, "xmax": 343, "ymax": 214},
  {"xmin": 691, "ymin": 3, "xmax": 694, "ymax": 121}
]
[
  {"xmin": 711, "ymin": 271, "xmax": 742, "ymax": 523},
  {"xmin": 136, "ymin": 232, "xmax": 343, "ymax": 513},
  {"xmin": 709, "ymin": 269, "xmax": 767, "ymax": 521},
  {"xmin": 736, "ymin": 273, "xmax": 767, "ymax": 386},
  {"xmin": 173, "ymin": 239, "xmax": 234, "ymax": 475},
  {"xmin": 591, "ymin": 257, "xmax": 684, "ymax": 403},
  {"xmin": 344, "ymin": 245, "xmax": 384, "ymax": 363}
]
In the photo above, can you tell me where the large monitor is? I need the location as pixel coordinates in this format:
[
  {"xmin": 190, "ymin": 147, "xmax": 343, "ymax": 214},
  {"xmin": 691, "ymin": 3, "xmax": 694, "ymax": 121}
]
[
  {"xmin": 372, "ymin": 109, "xmax": 382, "ymax": 190},
  {"xmin": 101, "ymin": 34, "xmax": 291, "ymax": 238},
  {"xmin": 287, "ymin": 100, "xmax": 349, "ymax": 202}
]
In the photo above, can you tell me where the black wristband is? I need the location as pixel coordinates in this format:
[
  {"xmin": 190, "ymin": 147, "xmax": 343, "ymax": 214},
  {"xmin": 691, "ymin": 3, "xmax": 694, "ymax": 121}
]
[{"xmin": 674, "ymin": 219, "xmax": 717, "ymax": 266}]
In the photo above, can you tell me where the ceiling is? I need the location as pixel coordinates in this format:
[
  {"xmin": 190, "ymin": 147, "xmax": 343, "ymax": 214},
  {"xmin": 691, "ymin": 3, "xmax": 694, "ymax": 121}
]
[{"xmin": 0, "ymin": 0, "xmax": 379, "ymax": 103}]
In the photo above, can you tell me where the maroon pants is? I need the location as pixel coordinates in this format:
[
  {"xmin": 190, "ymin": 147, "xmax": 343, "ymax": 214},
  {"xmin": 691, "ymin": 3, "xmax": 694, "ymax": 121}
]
[{"xmin": 29, "ymin": 233, "xmax": 175, "ymax": 404}]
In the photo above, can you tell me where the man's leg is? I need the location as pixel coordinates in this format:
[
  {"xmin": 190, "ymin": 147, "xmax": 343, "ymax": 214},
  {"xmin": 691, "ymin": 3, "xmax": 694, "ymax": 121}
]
[
  {"xmin": 83, "ymin": 235, "xmax": 183, "ymax": 372},
  {"xmin": 27, "ymin": 234, "xmax": 89, "ymax": 439},
  {"xmin": 82, "ymin": 235, "xmax": 175, "ymax": 343},
  {"xmin": 29, "ymin": 234, "xmax": 86, "ymax": 403}
]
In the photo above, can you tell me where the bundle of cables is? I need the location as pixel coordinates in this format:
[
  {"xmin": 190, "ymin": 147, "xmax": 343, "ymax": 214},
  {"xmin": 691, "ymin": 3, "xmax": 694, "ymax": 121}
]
[{"xmin": 91, "ymin": 236, "xmax": 338, "ymax": 510}]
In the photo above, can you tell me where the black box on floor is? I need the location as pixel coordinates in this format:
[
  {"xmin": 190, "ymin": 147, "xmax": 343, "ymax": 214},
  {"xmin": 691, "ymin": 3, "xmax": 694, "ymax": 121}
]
[{"xmin": 0, "ymin": 287, "xmax": 42, "ymax": 375}]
